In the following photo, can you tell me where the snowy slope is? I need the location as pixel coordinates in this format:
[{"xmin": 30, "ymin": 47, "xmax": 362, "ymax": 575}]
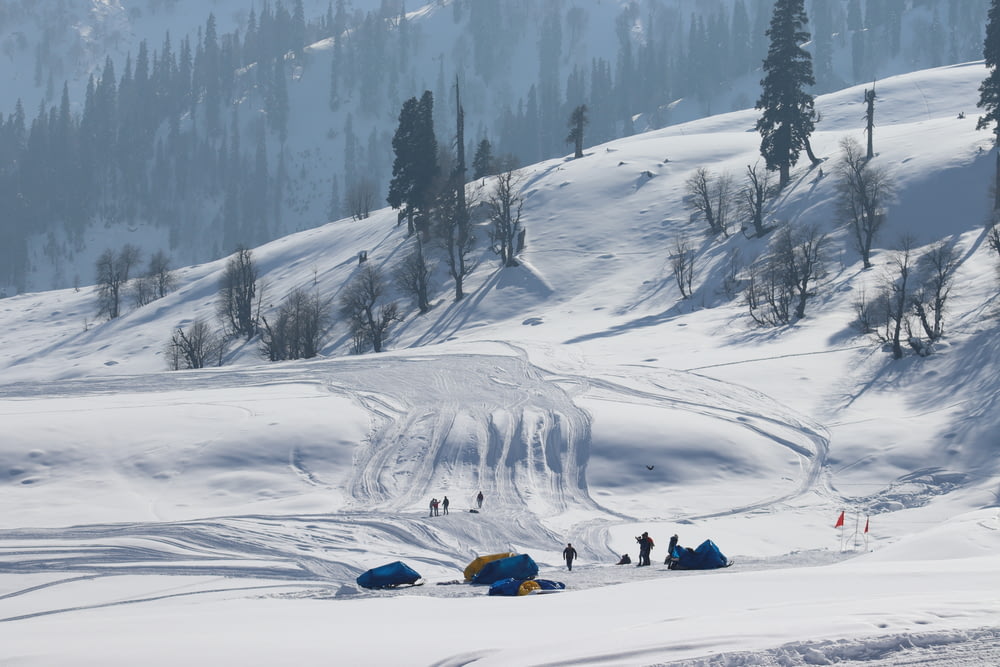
[{"xmin": 1, "ymin": 63, "xmax": 1000, "ymax": 665}]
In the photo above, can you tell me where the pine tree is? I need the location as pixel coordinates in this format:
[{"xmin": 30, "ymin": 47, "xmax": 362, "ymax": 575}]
[
  {"xmin": 387, "ymin": 91, "xmax": 439, "ymax": 235},
  {"xmin": 473, "ymin": 138, "xmax": 494, "ymax": 179},
  {"xmin": 977, "ymin": 0, "xmax": 1000, "ymax": 210},
  {"xmin": 565, "ymin": 104, "xmax": 588, "ymax": 159},
  {"xmin": 755, "ymin": 0, "xmax": 817, "ymax": 190}
]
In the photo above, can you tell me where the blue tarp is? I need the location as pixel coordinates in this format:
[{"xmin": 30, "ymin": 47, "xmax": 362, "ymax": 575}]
[
  {"xmin": 488, "ymin": 578, "xmax": 566, "ymax": 596},
  {"xmin": 356, "ymin": 561, "xmax": 422, "ymax": 589},
  {"xmin": 471, "ymin": 554, "xmax": 538, "ymax": 585},
  {"xmin": 670, "ymin": 539, "xmax": 730, "ymax": 570}
]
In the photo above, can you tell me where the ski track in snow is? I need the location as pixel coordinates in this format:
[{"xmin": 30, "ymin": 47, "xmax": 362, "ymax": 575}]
[{"xmin": 0, "ymin": 349, "xmax": 837, "ymax": 633}]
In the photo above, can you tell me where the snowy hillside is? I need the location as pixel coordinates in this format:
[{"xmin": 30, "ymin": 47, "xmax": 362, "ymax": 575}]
[{"xmin": 2, "ymin": 63, "xmax": 1000, "ymax": 665}]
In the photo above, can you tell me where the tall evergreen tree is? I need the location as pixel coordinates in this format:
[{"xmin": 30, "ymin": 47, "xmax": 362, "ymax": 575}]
[
  {"xmin": 755, "ymin": 0, "xmax": 817, "ymax": 189},
  {"xmin": 977, "ymin": 0, "xmax": 1000, "ymax": 210},
  {"xmin": 387, "ymin": 91, "xmax": 438, "ymax": 235},
  {"xmin": 566, "ymin": 104, "xmax": 588, "ymax": 159}
]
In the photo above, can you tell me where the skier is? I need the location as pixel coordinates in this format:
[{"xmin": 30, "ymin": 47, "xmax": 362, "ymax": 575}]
[
  {"xmin": 442, "ymin": 496, "xmax": 450, "ymax": 515},
  {"xmin": 563, "ymin": 543, "xmax": 578, "ymax": 571},
  {"xmin": 476, "ymin": 491, "xmax": 484, "ymax": 509}
]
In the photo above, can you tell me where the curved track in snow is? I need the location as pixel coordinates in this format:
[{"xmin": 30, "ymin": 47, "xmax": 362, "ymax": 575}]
[{"xmin": 0, "ymin": 347, "xmax": 832, "ymax": 625}]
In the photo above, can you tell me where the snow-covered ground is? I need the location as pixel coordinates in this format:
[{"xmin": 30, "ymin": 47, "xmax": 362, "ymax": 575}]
[{"xmin": 2, "ymin": 63, "xmax": 1000, "ymax": 665}]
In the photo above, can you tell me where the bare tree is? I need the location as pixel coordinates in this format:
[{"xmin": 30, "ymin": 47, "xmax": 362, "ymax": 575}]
[
  {"xmin": 260, "ymin": 288, "xmax": 331, "ymax": 361},
  {"xmin": 988, "ymin": 220, "xmax": 1000, "ymax": 259},
  {"xmin": 685, "ymin": 167, "xmax": 734, "ymax": 237},
  {"xmin": 745, "ymin": 223, "xmax": 827, "ymax": 325},
  {"xmin": 96, "ymin": 244, "xmax": 142, "ymax": 319},
  {"xmin": 434, "ymin": 181, "xmax": 479, "ymax": 301},
  {"xmin": 166, "ymin": 319, "xmax": 225, "ymax": 370},
  {"xmin": 130, "ymin": 274, "xmax": 156, "ymax": 308},
  {"xmin": 836, "ymin": 137, "xmax": 894, "ymax": 269},
  {"xmin": 339, "ymin": 264, "xmax": 401, "ymax": 353},
  {"xmin": 395, "ymin": 237, "xmax": 435, "ymax": 313},
  {"xmin": 911, "ymin": 242, "xmax": 959, "ymax": 344},
  {"xmin": 131, "ymin": 250, "xmax": 176, "ymax": 308},
  {"xmin": 148, "ymin": 250, "xmax": 176, "ymax": 299},
  {"xmin": 745, "ymin": 259, "xmax": 791, "ymax": 327},
  {"xmin": 865, "ymin": 238, "xmax": 915, "ymax": 359},
  {"xmin": 720, "ymin": 248, "xmax": 744, "ymax": 300},
  {"xmin": 346, "ymin": 178, "xmax": 377, "ymax": 221},
  {"xmin": 217, "ymin": 246, "xmax": 261, "ymax": 340},
  {"xmin": 775, "ymin": 223, "xmax": 829, "ymax": 320},
  {"xmin": 864, "ymin": 85, "xmax": 877, "ymax": 160},
  {"xmin": 487, "ymin": 169, "xmax": 524, "ymax": 267},
  {"xmin": 740, "ymin": 163, "xmax": 772, "ymax": 237},
  {"xmin": 670, "ymin": 235, "xmax": 695, "ymax": 299}
]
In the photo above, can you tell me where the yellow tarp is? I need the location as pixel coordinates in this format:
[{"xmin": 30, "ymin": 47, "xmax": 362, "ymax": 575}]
[
  {"xmin": 463, "ymin": 552, "xmax": 517, "ymax": 582},
  {"xmin": 517, "ymin": 580, "xmax": 541, "ymax": 596}
]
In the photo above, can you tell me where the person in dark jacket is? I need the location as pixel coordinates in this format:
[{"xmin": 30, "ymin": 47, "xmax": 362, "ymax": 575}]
[
  {"xmin": 665, "ymin": 534, "xmax": 679, "ymax": 568},
  {"xmin": 636, "ymin": 531, "xmax": 653, "ymax": 566},
  {"xmin": 616, "ymin": 553, "xmax": 632, "ymax": 565},
  {"xmin": 476, "ymin": 491, "xmax": 484, "ymax": 509},
  {"xmin": 563, "ymin": 543, "xmax": 578, "ymax": 571},
  {"xmin": 442, "ymin": 496, "xmax": 450, "ymax": 515}
]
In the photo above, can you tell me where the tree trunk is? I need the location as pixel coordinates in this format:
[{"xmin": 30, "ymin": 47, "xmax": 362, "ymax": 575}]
[{"xmin": 804, "ymin": 136, "xmax": 822, "ymax": 166}]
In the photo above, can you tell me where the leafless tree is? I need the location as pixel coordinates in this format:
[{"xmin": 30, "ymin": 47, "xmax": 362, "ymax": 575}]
[
  {"xmin": 395, "ymin": 237, "xmax": 435, "ymax": 313},
  {"xmin": 988, "ymin": 219, "xmax": 1000, "ymax": 259},
  {"xmin": 776, "ymin": 223, "xmax": 829, "ymax": 320},
  {"xmin": 487, "ymin": 169, "xmax": 525, "ymax": 267},
  {"xmin": 148, "ymin": 250, "xmax": 176, "ymax": 299},
  {"xmin": 719, "ymin": 248, "xmax": 744, "ymax": 300},
  {"xmin": 260, "ymin": 288, "xmax": 331, "ymax": 361},
  {"xmin": 166, "ymin": 319, "xmax": 225, "ymax": 370},
  {"xmin": 96, "ymin": 243, "xmax": 141, "ymax": 319},
  {"xmin": 745, "ymin": 224, "xmax": 827, "ymax": 325},
  {"xmin": 859, "ymin": 238, "xmax": 914, "ymax": 359},
  {"xmin": 836, "ymin": 137, "xmax": 894, "ymax": 269},
  {"xmin": 670, "ymin": 235, "xmax": 695, "ymax": 299},
  {"xmin": 339, "ymin": 264, "xmax": 401, "ymax": 353},
  {"xmin": 131, "ymin": 275, "xmax": 157, "ymax": 308},
  {"xmin": 434, "ymin": 179, "xmax": 479, "ymax": 301},
  {"xmin": 346, "ymin": 178, "xmax": 377, "ymax": 221},
  {"xmin": 217, "ymin": 246, "xmax": 262, "ymax": 340},
  {"xmin": 745, "ymin": 259, "xmax": 791, "ymax": 326},
  {"xmin": 740, "ymin": 163, "xmax": 772, "ymax": 237},
  {"xmin": 685, "ymin": 167, "xmax": 734, "ymax": 237},
  {"xmin": 911, "ymin": 242, "xmax": 959, "ymax": 344}
]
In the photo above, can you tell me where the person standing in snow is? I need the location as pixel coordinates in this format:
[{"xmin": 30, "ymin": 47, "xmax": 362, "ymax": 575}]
[
  {"xmin": 442, "ymin": 496, "xmax": 449, "ymax": 515},
  {"xmin": 563, "ymin": 543, "xmax": 578, "ymax": 571},
  {"xmin": 636, "ymin": 532, "xmax": 653, "ymax": 566},
  {"xmin": 429, "ymin": 498, "xmax": 437, "ymax": 517},
  {"xmin": 476, "ymin": 491, "xmax": 484, "ymax": 509}
]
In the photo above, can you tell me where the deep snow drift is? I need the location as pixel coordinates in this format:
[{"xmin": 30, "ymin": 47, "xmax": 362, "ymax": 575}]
[{"xmin": 2, "ymin": 63, "xmax": 1000, "ymax": 666}]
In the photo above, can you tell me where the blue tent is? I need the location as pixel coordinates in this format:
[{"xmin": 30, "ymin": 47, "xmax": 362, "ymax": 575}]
[
  {"xmin": 669, "ymin": 539, "xmax": 730, "ymax": 570},
  {"xmin": 356, "ymin": 561, "xmax": 422, "ymax": 589},
  {"xmin": 471, "ymin": 554, "xmax": 538, "ymax": 585}
]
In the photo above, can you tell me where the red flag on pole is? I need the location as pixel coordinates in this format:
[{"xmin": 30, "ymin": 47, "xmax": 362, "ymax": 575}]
[
  {"xmin": 835, "ymin": 511, "xmax": 845, "ymax": 528},
  {"xmin": 864, "ymin": 517, "xmax": 869, "ymax": 533}
]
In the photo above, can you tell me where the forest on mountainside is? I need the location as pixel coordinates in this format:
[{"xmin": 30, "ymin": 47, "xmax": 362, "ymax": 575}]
[{"xmin": 0, "ymin": 0, "xmax": 989, "ymax": 293}]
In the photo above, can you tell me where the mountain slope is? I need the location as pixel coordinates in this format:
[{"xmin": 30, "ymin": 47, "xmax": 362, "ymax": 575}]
[{"xmin": 1, "ymin": 63, "xmax": 999, "ymax": 665}]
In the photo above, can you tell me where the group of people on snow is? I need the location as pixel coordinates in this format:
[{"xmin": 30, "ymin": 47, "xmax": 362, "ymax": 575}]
[
  {"xmin": 429, "ymin": 496, "xmax": 448, "ymax": 516},
  {"xmin": 429, "ymin": 491, "xmax": 485, "ymax": 517}
]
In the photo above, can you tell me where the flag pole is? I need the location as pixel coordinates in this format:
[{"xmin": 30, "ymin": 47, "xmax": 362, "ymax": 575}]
[{"xmin": 853, "ymin": 513, "xmax": 860, "ymax": 551}]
